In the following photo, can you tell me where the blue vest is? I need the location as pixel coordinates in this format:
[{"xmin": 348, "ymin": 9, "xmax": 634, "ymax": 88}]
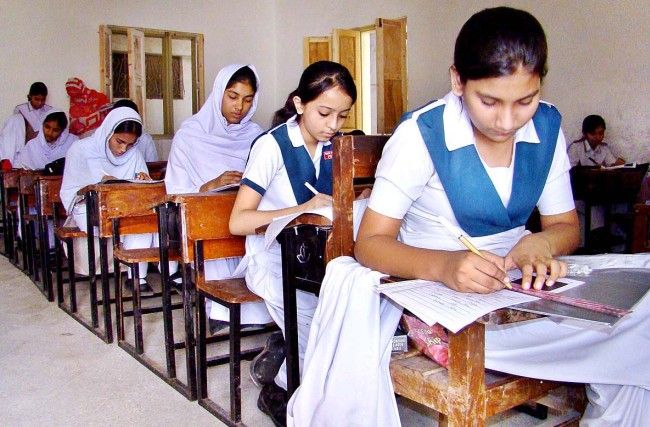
[
  {"xmin": 407, "ymin": 102, "xmax": 560, "ymax": 237},
  {"xmin": 246, "ymin": 124, "xmax": 332, "ymax": 204}
]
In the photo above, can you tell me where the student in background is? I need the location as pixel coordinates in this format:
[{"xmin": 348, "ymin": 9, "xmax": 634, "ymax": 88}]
[
  {"xmin": 14, "ymin": 82, "xmax": 53, "ymax": 141},
  {"xmin": 229, "ymin": 61, "xmax": 356, "ymax": 426},
  {"xmin": 1, "ymin": 82, "xmax": 52, "ymax": 167},
  {"xmin": 165, "ymin": 64, "xmax": 272, "ymax": 334},
  {"xmin": 111, "ymin": 99, "xmax": 159, "ymax": 162},
  {"xmin": 568, "ymin": 114, "xmax": 625, "ymax": 167},
  {"xmin": 16, "ymin": 110, "xmax": 77, "ymax": 170},
  {"xmin": 60, "ymin": 107, "xmax": 155, "ymax": 294},
  {"xmin": 289, "ymin": 8, "xmax": 650, "ymax": 426}
]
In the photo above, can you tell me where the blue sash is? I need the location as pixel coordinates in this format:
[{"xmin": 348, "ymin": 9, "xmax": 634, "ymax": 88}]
[
  {"xmin": 411, "ymin": 102, "xmax": 560, "ymax": 237},
  {"xmin": 268, "ymin": 124, "xmax": 332, "ymax": 204}
]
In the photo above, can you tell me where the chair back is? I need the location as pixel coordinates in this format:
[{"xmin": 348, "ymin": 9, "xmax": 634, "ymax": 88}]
[
  {"xmin": 35, "ymin": 176, "xmax": 63, "ymax": 217},
  {"xmin": 176, "ymin": 192, "xmax": 245, "ymax": 264},
  {"xmin": 329, "ymin": 134, "xmax": 389, "ymax": 259}
]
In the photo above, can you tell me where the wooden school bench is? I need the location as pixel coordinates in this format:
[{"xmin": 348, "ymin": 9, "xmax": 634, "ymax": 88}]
[
  {"xmin": 275, "ymin": 134, "xmax": 585, "ymax": 426},
  {"xmin": 18, "ymin": 169, "xmax": 41, "ymax": 279},
  {"xmin": 2, "ymin": 169, "xmax": 25, "ymax": 265},
  {"xmin": 34, "ymin": 174, "xmax": 63, "ymax": 301}
]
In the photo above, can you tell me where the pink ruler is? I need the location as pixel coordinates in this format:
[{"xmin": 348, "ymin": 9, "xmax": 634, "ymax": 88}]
[{"xmin": 510, "ymin": 285, "xmax": 631, "ymax": 318}]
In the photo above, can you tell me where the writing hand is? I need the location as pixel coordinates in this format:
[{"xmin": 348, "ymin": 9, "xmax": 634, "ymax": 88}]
[
  {"xmin": 135, "ymin": 171, "xmax": 151, "ymax": 181},
  {"xmin": 440, "ymin": 250, "xmax": 508, "ymax": 294}
]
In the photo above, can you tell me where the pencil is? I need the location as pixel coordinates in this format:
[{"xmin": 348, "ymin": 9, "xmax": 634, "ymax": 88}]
[
  {"xmin": 304, "ymin": 182, "xmax": 319, "ymax": 195},
  {"xmin": 437, "ymin": 216, "xmax": 512, "ymax": 289}
]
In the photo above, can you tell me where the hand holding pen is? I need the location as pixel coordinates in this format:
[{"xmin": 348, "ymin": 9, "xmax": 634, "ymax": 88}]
[
  {"xmin": 437, "ymin": 215, "xmax": 512, "ymax": 292},
  {"xmin": 303, "ymin": 182, "xmax": 332, "ymax": 210}
]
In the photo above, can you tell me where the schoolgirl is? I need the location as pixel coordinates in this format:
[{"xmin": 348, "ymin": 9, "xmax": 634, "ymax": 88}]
[
  {"xmin": 60, "ymin": 107, "xmax": 155, "ymax": 292},
  {"xmin": 111, "ymin": 99, "xmax": 159, "ymax": 162},
  {"xmin": 16, "ymin": 110, "xmax": 77, "ymax": 170},
  {"xmin": 229, "ymin": 60, "xmax": 356, "ymax": 425},
  {"xmin": 289, "ymin": 7, "xmax": 650, "ymax": 426},
  {"xmin": 164, "ymin": 64, "xmax": 272, "ymax": 330}
]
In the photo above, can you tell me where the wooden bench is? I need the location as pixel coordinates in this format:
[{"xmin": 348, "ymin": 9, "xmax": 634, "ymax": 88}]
[
  {"xmin": 2, "ymin": 169, "xmax": 25, "ymax": 264},
  {"xmin": 34, "ymin": 175, "xmax": 63, "ymax": 301}
]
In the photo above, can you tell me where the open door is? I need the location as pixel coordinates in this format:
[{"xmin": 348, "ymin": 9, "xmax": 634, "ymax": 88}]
[
  {"xmin": 99, "ymin": 25, "xmax": 113, "ymax": 99},
  {"xmin": 303, "ymin": 36, "xmax": 332, "ymax": 67},
  {"xmin": 127, "ymin": 28, "xmax": 147, "ymax": 125},
  {"xmin": 376, "ymin": 17, "xmax": 407, "ymax": 134},
  {"xmin": 332, "ymin": 29, "xmax": 362, "ymax": 132}
]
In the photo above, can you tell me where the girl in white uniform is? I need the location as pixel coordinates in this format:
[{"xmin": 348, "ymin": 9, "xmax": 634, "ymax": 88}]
[
  {"xmin": 60, "ymin": 107, "xmax": 155, "ymax": 292},
  {"xmin": 165, "ymin": 64, "xmax": 272, "ymax": 327},
  {"xmin": 229, "ymin": 61, "xmax": 357, "ymax": 426},
  {"xmin": 111, "ymin": 99, "xmax": 158, "ymax": 162},
  {"xmin": 289, "ymin": 7, "xmax": 650, "ymax": 427},
  {"xmin": 16, "ymin": 110, "xmax": 77, "ymax": 170}
]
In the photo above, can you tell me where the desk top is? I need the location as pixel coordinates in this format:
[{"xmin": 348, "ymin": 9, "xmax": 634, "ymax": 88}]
[{"xmin": 571, "ymin": 164, "xmax": 648, "ymax": 203}]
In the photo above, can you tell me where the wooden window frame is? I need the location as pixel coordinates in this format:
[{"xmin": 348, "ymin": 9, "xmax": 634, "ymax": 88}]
[{"xmin": 99, "ymin": 25, "xmax": 205, "ymax": 138}]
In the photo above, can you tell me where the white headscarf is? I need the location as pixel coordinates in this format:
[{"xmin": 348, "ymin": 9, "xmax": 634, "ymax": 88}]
[
  {"xmin": 16, "ymin": 110, "xmax": 78, "ymax": 170},
  {"xmin": 165, "ymin": 64, "xmax": 263, "ymax": 194},
  {"xmin": 60, "ymin": 107, "xmax": 147, "ymax": 213}
]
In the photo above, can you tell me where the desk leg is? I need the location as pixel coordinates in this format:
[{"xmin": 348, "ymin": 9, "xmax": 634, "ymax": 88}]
[
  {"xmin": 157, "ymin": 203, "xmax": 177, "ymax": 378},
  {"xmin": 279, "ymin": 233, "xmax": 300, "ymax": 398},
  {"xmin": 99, "ymin": 237, "xmax": 114, "ymax": 343},
  {"xmin": 86, "ymin": 212, "xmax": 99, "ymax": 329},
  {"xmin": 182, "ymin": 263, "xmax": 197, "ymax": 396}
]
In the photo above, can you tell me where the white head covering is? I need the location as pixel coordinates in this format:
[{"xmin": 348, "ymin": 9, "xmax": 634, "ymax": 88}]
[
  {"xmin": 165, "ymin": 64, "xmax": 263, "ymax": 194},
  {"xmin": 16, "ymin": 110, "xmax": 78, "ymax": 170},
  {"xmin": 60, "ymin": 107, "xmax": 147, "ymax": 213}
]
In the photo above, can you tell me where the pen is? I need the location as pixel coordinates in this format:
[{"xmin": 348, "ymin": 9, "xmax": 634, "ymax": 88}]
[
  {"xmin": 437, "ymin": 215, "xmax": 512, "ymax": 289},
  {"xmin": 588, "ymin": 156, "xmax": 599, "ymax": 166},
  {"xmin": 304, "ymin": 182, "xmax": 319, "ymax": 195}
]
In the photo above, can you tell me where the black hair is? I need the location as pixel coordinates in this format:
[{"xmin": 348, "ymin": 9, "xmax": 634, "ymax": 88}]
[
  {"xmin": 112, "ymin": 98, "xmax": 139, "ymax": 114},
  {"xmin": 272, "ymin": 61, "xmax": 357, "ymax": 125},
  {"xmin": 454, "ymin": 7, "xmax": 548, "ymax": 83},
  {"xmin": 226, "ymin": 66, "xmax": 258, "ymax": 92},
  {"xmin": 113, "ymin": 120, "xmax": 142, "ymax": 138},
  {"xmin": 43, "ymin": 112, "xmax": 68, "ymax": 130},
  {"xmin": 582, "ymin": 115, "xmax": 606, "ymax": 134},
  {"xmin": 28, "ymin": 81, "xmax": 48, "ymax": 97}
]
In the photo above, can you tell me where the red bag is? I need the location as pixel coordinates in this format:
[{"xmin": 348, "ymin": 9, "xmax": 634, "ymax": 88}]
[
  {"xmin": 66, "ymin": 77, "xmax": 111, "ymax": 135},
  {"xmin": 400, "ymin": 312, "xmax": 449, "ymax": 368}
]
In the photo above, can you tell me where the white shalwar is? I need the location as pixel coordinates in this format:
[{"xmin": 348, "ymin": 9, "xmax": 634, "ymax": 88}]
[
  {"xmin": 288, "ymin": 93, "xmax": 650, "ymax": 426},
  {"xmin": 165, "ymin": 64, "xmax": 270, "ymax": 325},
  {"xmin": 60, "ymin": 107, "xmax": 153, "ymax": 279}
]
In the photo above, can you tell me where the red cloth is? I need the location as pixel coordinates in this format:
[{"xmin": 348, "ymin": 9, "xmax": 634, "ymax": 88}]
[
  {"xmin": 400, "ymin": 313, "xmax": 449, "ymax": 368},
  {"xmin": 66, "ymin": 77, "xmax": 111, "ymax": 135},
  {"xmin": 0, "ymin": 159, "xmax": 13, "ymax": 171}
]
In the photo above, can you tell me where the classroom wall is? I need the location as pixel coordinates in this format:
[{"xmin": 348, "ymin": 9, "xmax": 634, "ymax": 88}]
[
  {"xmin": 1, "ymin": 1, "xmax": 649, "ymax": 163},
  {"xmin": 275, "ymin": 0, "xmax": 650, "ymax": 163},
  {"xmin": 0, "ymin": 0, "xmax": 278, "ymax": 156}
]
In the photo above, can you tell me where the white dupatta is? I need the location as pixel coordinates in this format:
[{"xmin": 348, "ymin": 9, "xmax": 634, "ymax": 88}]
[
  {"xmin": 16, "ymin": 110, "xmax": 78, "ymax": 170},
  {"xmin": 164, "ymin": 64, "xmax": 263, "ymax": 194},
  {"xmin": 60, "ymin": 107, "xmax": 147, "ymax": 213}
]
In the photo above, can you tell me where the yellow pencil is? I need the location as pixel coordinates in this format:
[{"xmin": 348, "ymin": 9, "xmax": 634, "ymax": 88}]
[{"xmin": 438, "ymin": 216, "xmax": 512, "ymax": 289}]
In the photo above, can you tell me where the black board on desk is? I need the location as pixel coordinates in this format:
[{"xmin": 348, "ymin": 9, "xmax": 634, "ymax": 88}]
[{"xmin": 510, "ymin": 269, "xmax": 650, "ymax": 327}]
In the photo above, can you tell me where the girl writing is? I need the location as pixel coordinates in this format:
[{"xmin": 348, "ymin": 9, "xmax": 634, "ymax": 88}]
[
  {"xmin": 229, "ymin": 60, "xmax": 356, "ymax": 426},
  {"xmin": 290, "ymin": 7, "xmax": 650, "ymax": 426}
]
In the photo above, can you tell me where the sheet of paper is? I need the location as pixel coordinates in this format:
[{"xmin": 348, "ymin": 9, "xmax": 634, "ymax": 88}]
[
  {"xmin": 375, "ymin": 279, "xmax": 539, "ymax": 333},
  {"xmin": 101, "ymin": 178, "xmax": 163, "ymax": 184},
  {"xmin": 264, "ymin": 206, "xmax": 333, "ymax": 249}
]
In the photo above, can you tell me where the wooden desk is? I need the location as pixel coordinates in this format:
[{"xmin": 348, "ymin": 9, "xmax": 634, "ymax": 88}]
[
  {"xmin": 570, "ymin": 164, "xmax": 648, "ymax": 252},
  {"xmin": 18, "ymin": 170, "xmax": 42, "ymax": 275},
  {"xmin": 146, "ymin": 160, "xmax": 167, "ymax": 180},
  {"xmin": 78, "ymin": 181, "xmax": 165, "ymax": 343}
]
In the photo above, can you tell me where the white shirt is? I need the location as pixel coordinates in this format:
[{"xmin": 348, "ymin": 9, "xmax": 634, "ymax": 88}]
[
  {"xmin": 13, "ymin": 102, "xmax": 53, "ymax": 131},
  {"xmin": 567, "ymin": 139, "xmax": 618, "ymax": 167},
  {"xmin": 368, "ymin": 92, "xmax": 575, "ymax": 255}
]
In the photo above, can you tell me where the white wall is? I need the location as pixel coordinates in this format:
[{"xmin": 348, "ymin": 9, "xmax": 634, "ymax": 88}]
[
  {"xmin": 2, "ymin": 0, "xmax": 649, "ymax": 163},
  {"xmin": 274, "ymin": 0, "xmax": 650, "ymax": 163}
]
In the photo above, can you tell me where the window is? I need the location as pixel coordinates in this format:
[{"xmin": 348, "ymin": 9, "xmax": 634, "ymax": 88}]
[
  {"xmin": 304, "ymin": 17, "xmax": 407, "ymax": 134},
  {"xmin": 99, "ymin": 25, "xmax": 205, "ymax": 137}
]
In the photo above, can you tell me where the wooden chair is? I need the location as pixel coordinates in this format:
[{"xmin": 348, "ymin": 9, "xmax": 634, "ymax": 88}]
[
  {"xmin": 279, "ymin": 134, "xmax": 584, "ymax": 426},
  {"xmin": 631, "ymin": 203, "xmax": 650, "ymax": 253},
  {"xmin": 179, "ymin": 192, "xmax": 274, "ymax": 425}
]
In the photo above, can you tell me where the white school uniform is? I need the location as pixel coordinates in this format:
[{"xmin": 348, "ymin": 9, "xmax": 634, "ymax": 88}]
[
  {"xmin": 14, "ymin": 102, "xmax": 53, "ymax": 133},
  {"xmin": 60, "ymin": 108, "xmax": 153, "ymax": 278},
  {"xmin": 16, "ymin": 110, "xmax": 78, "ymax": 170},
  {"xmin": 0, "ymin": 114, "xmax": 27, "ymax": 165},
  {"xmin": 165, "ymin": 64, "xmax": 271, "ymax": 325},
  {"xmin": 289, "ymin": 93, "xmax": 650, "ymax": 426},
  {"xmin": 241, "ymin": 116, "xmax": 330, "ymax": 389},
  {"xmin": 568, "ymin": 139, "xmax": 619, "ymax": 167}
]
